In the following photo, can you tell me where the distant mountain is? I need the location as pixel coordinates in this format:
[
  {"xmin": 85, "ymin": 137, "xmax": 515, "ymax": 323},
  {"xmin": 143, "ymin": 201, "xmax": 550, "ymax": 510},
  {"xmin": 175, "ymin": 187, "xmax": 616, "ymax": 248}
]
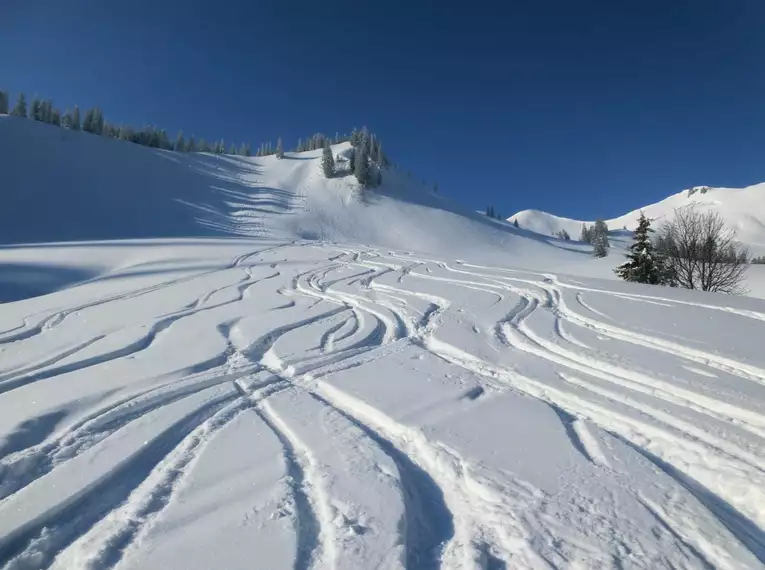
[{"xmin": 509, "ymin": 183, "xmax": 765, "ymax": 255}]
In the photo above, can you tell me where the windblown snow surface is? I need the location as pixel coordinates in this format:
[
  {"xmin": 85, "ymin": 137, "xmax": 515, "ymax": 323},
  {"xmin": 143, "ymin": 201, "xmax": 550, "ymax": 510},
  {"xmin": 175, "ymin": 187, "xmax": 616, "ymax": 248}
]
[{"xmin": 2, "ymin": 117, "xmax": 765, "ymax": 569}]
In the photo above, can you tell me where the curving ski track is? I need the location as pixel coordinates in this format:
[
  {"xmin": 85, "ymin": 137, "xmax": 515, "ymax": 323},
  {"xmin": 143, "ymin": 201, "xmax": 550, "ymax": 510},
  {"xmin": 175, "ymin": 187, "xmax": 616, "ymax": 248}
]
[{"xmin": 1, "ymin": 242, "xmax": 765, "ymax": 569}]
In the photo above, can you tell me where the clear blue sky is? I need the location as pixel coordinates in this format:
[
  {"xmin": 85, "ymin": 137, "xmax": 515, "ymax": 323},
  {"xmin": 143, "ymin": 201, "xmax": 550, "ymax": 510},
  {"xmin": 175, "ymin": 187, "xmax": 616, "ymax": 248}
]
[{"xmin": 2, "ymin": 0, "xmax": 764, "ymax": 220}]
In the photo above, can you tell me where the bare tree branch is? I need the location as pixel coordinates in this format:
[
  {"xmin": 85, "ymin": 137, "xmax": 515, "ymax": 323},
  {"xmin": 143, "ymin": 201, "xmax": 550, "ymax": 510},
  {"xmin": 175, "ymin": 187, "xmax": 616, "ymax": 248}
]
[{"xmin": 655, "ymin": 206, "xmax": 749, "ymax": 294}]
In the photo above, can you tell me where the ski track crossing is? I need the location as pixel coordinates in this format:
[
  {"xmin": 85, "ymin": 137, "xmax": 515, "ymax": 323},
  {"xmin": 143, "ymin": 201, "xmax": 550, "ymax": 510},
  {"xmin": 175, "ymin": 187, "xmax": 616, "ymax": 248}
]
[{"xmin": 1, "ymin": 241, "xmax": 765, "ymax": 569}]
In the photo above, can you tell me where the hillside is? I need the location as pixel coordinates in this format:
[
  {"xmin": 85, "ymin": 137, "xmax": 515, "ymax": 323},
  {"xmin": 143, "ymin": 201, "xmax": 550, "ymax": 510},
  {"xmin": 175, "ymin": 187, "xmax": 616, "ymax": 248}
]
[
  {"xmin": 3, "ymin": 116, "xmax": 765, "ymax": 569},
  {"xmin": 0, "ymin": 115, "xmax": 587, "ymax": 268},
  {"xmin": 510, "ymin": 183, "xmax": 765, "ymax": 255}
]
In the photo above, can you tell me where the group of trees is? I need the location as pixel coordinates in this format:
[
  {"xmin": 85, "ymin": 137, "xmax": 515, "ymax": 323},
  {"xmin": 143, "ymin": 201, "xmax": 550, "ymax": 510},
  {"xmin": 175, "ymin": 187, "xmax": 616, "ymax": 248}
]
[
  {"xmin": 554, "ymin": 229, "xmax": 571, "ymax": 240},
  {"xmin": 343, "ymin": 127, "xmax": 384, "ymax": 187},
  {"xmin": 255, "ymin": 138, "xmax": 282, "ymax": 158},
  {"xmin": 615, "ymin": 207, "xmax": 750, "ymax": 294},
  {"xmin": 485, "ymin": 206, "xmax": 503, "ymax": 220},
  {"xmin": 580, "ymin": 220, "xmax": 610, "ymax": 257},
  {"xmin": 1, "ymin": 88, "xmax": 253, "ymax": 156},
  {"xmin": 752, "ymin": 256, "xmax": 765, "ymax": 264}
]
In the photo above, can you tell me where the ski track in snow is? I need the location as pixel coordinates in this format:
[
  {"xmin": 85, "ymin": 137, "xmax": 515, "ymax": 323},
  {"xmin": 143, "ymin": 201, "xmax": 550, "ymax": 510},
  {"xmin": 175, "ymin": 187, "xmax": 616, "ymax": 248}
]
[{"xmin": 2, "ymin": 243, "xmax": 765, "ymax": 569}]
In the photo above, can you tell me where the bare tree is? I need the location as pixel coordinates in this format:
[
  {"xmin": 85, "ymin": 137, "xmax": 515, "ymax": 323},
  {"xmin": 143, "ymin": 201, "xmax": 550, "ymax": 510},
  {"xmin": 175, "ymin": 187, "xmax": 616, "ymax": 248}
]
[{"xmin": 655, "ymin": 206, "xmax": 749, "ymax": 294}]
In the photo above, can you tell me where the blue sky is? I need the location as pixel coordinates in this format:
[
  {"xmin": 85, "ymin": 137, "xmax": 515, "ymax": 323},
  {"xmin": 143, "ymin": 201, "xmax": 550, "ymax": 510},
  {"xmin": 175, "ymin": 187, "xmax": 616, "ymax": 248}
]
[{"xmin": 2, "ymin": 0, "xmax": 764, "ymax": 220}]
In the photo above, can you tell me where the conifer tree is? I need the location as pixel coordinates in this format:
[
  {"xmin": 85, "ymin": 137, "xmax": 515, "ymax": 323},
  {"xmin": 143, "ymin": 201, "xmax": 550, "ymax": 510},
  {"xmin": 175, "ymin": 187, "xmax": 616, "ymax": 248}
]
[
  {"xmin": 11, "ymin": 93, "xmax": 27, "ymax": 117},
  {"xmin": 593, "ymin": 220, "xmax": 610, "ymax": 247},
  {"xmin": 198, "ymin": 138, "xmax": 209, "ymax": 152},
  {"xmin": 353, "ymin": 135, "xmax": 370, "ymax": 186},
  {"xmin": 239, "ymin": 142, "xmax": 250, "ymax": 156},
  {"xmin": 30, "ymin": 98, "xmax": 42, "ymax": 121},
  {"xmin": 614, "ymin": 212, "xmax": 663, "ymax": 283},
  {"xmin": 41, "ymin": 100, "xmax": 54, "ymax": 123},
  {"xmin": 514, "ymin": 219, "xmax": 519, "ymax": 228},
  {"xmin": 0, "ymin": 90, "xmax": 8, "ymax": 114},
  {"xmin": 321, "ymin": 140, "xmax": 335, "ymax": 177},
  {"xmin": 187, "ymin": 135, "xmax": 197, "ymax": 152},
  {"xmin": 82, "ymin": 108, "xmax": 94, "ymax": 133},
  {"xmin": 276, "ymin": 137, "xmax": 284, "ymax": 159},
  {"xmin": 174, "ymin": 131, "xmax": 186, "ymax": 152},
  {"xmin": 51, "ymin": 108, "xmax": 61, "ymax": 126},
  {"xmin": 593, "ymin": 233, "xmax": 609, "ymax": 258},
  {"xmin": 70, "ymin": 106, "xmax": 81, "ymax": 130},
  {"xmin": 93, "ymin": 108, "xmax": 104, "ymax": 135},
  {"xmin": 228, "ymin": 143, "xmax": 237, "ymax": 155},
  {"xmin": 350, "ymin": 128, "xmax": 361, "ymax": 148}
]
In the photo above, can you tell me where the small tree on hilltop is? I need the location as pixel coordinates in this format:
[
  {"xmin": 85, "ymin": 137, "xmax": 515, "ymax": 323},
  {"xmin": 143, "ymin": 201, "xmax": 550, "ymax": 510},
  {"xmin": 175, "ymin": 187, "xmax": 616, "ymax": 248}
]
[
  {"xmin": 70, "ymin": 106, "xmax": 81, "ymax": 130},
  {"xmin": 174, "ymin": 131, "xmax": 186, "ymax": 152},
  {"xmin": 615, "ymin": 211, "xmax": 662, "ymax": 284},
  {"xmin": 0, "ymin": 90, "xmax": 8, "ymax": 114},
  {"xmin": 354, "ymin": 132, "xmax": 370, "ymax": 186},
  {"xmin": 11, "ymin": 93, "xmax": 27, "ymax": 118},
  {"xmin": 30, "ymin": 98, "xmax": 41, "ymax": 121},
  {"xmin": 276, "ymin": 137, "xmax": 284, "ymax": 159},
  {"xmin": 321, "ymin": 140, "xmax": 335, "ymax": 178}
]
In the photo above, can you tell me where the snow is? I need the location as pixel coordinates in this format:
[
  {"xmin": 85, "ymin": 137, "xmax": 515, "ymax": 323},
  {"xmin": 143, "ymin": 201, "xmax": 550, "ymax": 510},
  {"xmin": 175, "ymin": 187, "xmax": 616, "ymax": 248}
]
[
  {"xmin": 2, "ymin": 116, "xmax": 765, "ymax": 568},
  {"xmin": 509, "ymin": 182, "xmax": 765, "ymax": 296}
]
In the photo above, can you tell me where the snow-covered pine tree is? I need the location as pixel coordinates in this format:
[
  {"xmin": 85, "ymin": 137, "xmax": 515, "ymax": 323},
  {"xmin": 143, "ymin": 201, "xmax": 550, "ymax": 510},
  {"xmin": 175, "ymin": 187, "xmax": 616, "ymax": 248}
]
[
  {"xmin": 70, "ymin": 106, "xmax": 81, "ymax": 130},
  {"xmin": 579, "ymin": 224, "xmax": 590, "ymax": 243},
  {"xmin": 614, "ymin": 211, "xmax": 661, "ymax": 284},
  {"xmin": 10, "ymin": 93, "xmax": 27, "ymax": 118},
  {"xmin": 593, "ymin": 220, "xmax": 610, "ymax": 248},
  {"xmin": 593, "ymin": 233, "xmax": 609, "ymax": 257},
  {"xmin": 95, "ymin": 108, "xmax": 105, "ymax": 135},
  {"xmin": 239, "ymin": 142, "xmax": 250, "ymax": 156},
  {"xmin": 0, "ymin": 90, "xmax": 8, "ymax": 114},
  {"xmin": 228, "ymin": 143, "xmax": 237, "ymax": 155},
  {"xmin": 276, "ymin": 137, "xmax": 284, "ymax": 159},
  {"xmin": 174, "ymin": 131, "xmax": 186, "ymax": 152},
  {"xmin": 30, "ymin": 98, "xmax": 41, "ymax": 121},
  {"xmin": 350, "ymin": 128, "xmax": 360, "ymax": 148},
  {"xmin": 353, "ymin": 135, "xmax": 370, "ymax": 186},
  {"xmin": 321, "ymin": 140, "xmax": 335, "ymax": 178},
  {"xmin": 82, "ymin": 108, "xmax": 94, "ymax": 133},
  {"xmin": 158, "ymin": 129, "xmax": 170, "ymax": 149},
  {"xmin": 41, "ymin": 100, "xmax": 54, "ymax": 123},
  {"xmin": 187, "ymin": 135, "xmax": 197, "ymax": 152}
]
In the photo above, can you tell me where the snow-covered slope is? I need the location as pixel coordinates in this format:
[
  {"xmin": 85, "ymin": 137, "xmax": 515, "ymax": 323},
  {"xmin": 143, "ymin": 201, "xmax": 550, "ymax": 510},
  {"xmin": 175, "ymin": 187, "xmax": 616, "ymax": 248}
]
[
  {"xmin": 510, "ymin": 183, "xmax": 765, "ymax": 255},
  {"xmin": 4, "ymin": 116, "xmax": 765, "ymax": 569},
  {"xmin": 0, "ymin": 116, "xmax": 586, "ymax": 268}
]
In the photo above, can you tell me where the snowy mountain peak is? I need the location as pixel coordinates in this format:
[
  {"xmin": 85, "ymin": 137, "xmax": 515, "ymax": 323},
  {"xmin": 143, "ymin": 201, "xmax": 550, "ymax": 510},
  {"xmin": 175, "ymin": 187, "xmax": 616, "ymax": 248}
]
[{"xmin": 510, "ymin": 181, "xmax": 765, "ymax": 255}]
